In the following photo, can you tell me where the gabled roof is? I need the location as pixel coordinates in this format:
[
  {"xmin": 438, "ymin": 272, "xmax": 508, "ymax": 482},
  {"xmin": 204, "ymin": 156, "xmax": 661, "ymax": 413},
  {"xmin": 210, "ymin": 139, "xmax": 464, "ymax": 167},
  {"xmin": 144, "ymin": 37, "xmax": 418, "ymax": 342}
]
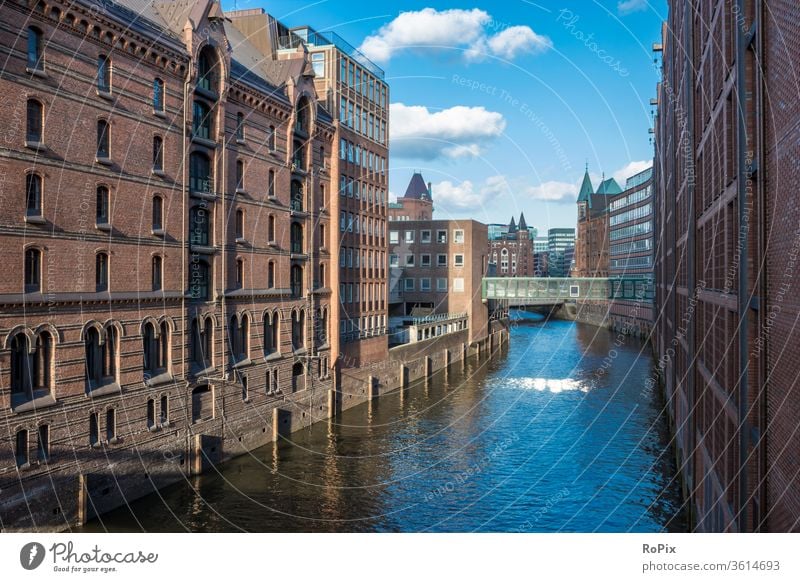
[
  {"xmin": 403, "ymin": 172, "xmax": 430, "ymax": 199},
  {"xmin": 518, "ymin": 212, "xmax": 528, "ymax": 231},
  {"xmin": 596, "ymin": 177, "xmax": 622, "ymax": 195}
]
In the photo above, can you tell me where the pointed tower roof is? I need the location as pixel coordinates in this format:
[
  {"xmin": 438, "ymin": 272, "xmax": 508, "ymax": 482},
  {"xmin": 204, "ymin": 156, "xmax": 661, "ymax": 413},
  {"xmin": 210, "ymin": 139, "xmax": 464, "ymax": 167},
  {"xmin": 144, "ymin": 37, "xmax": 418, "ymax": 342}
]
[
  {"xmin": 596, "ymin": 177, "xmax": 622, "ymax": 195},
  {"xmin": 577, "ymin": 167, "xmax": 594, "ymax": 203},
  {"xmin": 508, "ymin": 216, "xmax": 517, "ymax": 234},
  {"xmin": 518, "ymin": 212, "xmax": 528, "ymax": 231},
  {"xmin": 403, "ymin": 172, "xmax": 430, "ymax": 199}
]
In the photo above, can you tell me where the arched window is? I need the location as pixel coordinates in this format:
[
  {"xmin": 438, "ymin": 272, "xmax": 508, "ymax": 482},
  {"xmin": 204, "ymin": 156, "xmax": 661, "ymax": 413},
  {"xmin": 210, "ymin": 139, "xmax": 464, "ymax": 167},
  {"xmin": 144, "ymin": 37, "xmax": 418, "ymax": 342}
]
[
  {"xmin": 235, "ymin": 160, "xmax": 244, "ymax": 190},
  {"xmin": 290, "ymin": 264, "xmax": 303, "ymax": 298},
  {"xmin": 317, "ymin": 308, "xmax": 328, "ymax": 344},
  {"xmin": 26, "ymin": 174, "xmax": 42, "ymax": 217},
  {"xmin": 96, "ymin": 186, "xmax": 109, "ymax": 224},
  {"xmin": 189, "ymin": 151, "xmax": 211, "ymax": 193},
  {"xmin": 97, "ymin": 54, "xmax": 111, "ymax": 92},
  {"xmin": 142, "ymin": 322, "xmax": 159, "ymax": 373},
  {"xmin": 189, "ymin": 206, "xmax": 210, "ymax": 246},
  {"xmin": 190, "ymin": 318, "xmax": 202, "ymax": 364},
  {"xmin": 26, "ymin": 99, "xmax": 43, "ymax": 142},
  {"xmin": 190, "ymin": 258, "xmax": 210, "ymax": 300},
  {"xmin": 159, "ymin": 321, "xmax": 170, "ymax": 372},
  {"xmin": 95, "ymin": 252, "xmax": 108, "ymax": 291},
  {"xmin": 152, "ymin": 196, "xmax": 163, "ymax": 230},
  {"xmin": 197, "ymin": 48, "xmax": 216, "ymax": 93},
  {"xmin": 10, "ymin": 331, "xmax": 53, "ymax": 406},
  {"xmin": 228, "ymin": 315, "xmax": 239, "ymax": 360},
  {"xmin": 291, "ymin": 362, "xmax": 304, "ymax": 392},
  {"xmin": 85, "ymin": 327, "xmax": 102, "ymax": 388},
  {"xmin": 152, "ymin": 136, "xmax": 163, "ymax": 171},
  {"xmin": 268, "ymin": 125, "xmax": 275, "ymax": 150},
  {"xmin": 268, "ymin": 170, "xmax": 275, "ymax": 197},
  {"xmin": 203, "ymin": 318, "xmax": 213, "ymax": 363},
  {"xmin": 235, "ymin": 209, "xmax": 244, "ymax": 240},
  {"xmin": 236, "ymin": 112, "xmax": 245, "ymax": 141},
  {"xmin": 240, "ymin": 315, "xmax": 249, "ymax": 359},
  {"xmin": 152, "ymin": 255, "xmax": 163, "ymax": 290},
  {"xmin": 15, "ymin": 429, "xmax": 29, "ymax": 467},
  {"xmin": 268, "ymin": 214, "xmax": 275, "ymax": 243},
  {"xmin": 25, "ymin": 248, "xmax": 41, "ymax": 292},
  {"xmin": 28, "ymin": 27, "xmax": 43, "ymax": 70},
  {"xmin": 292, "ymin": 310, "xmax": 305, "ymax": 350},
  {"xmin": 295, "ymin": 96, "xmax": 310, "ymax": 134},
  {"xmin": 96, "ymin": 119, "xmax": 109, "ymax": 158},
  {"xmin": 290, "ymin": 180, "xmax": 303, "ymax": 211},
  {"xmin": 264, "ymin": 311, "xmax": 278, "ymax": 354},
  {"xmin": 102, "ymin": 325, "xmax": 117, "ymax": 379},
  {"xmin": 153, "ymin": 78, "xmax": 164, "ymax": 112},
  {"xmin": 290, "ymin": 222, "xmax": 303, "ymax": 254},
  {"xmin": 193, "ymin": 101, "xmax": 212, "ymax": 140},
  {"xmin": 268, "ymin": 261, "xmax": 275, "ymax": 289}
]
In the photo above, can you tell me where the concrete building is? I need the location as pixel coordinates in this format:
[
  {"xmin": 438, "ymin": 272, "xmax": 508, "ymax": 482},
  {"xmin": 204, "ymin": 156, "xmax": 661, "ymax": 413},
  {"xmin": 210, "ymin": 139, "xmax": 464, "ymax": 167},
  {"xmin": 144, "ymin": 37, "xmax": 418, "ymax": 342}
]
[
  {"xmin": 653, "ymin": 0, "xmax": 800, "ymax": 531},
  {"xmin": 608, "ymin": 167, "xmax": 654, "ymax": 337},
  {"xmin": 533, "ymin": 237, "xmax": 549, "ymax": 253},
  {"xmin": 388, "ymin": 172, "xmax": 432, "ymax": 221},
  {"xmin": 488, "ymin": 213, "xmax": 534, "ymax": 277},
  {"xmin": 0, "ymin": 0, "xmax": 384, "ymax": 530},
  {"xmin": 573, "ymin": 169, "xmax": 622, "ymax": 277},
  {"xmin": 547, "ymin": 228, "xmax": 576, "ymax": 277}
]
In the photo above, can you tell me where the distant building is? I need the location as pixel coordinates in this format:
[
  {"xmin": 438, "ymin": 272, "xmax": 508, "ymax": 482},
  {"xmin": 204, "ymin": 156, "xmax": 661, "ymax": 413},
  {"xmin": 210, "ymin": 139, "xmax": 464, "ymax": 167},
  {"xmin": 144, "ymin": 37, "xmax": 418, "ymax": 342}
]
[
  {"xmin": 547, "ymin": 228, "xmax": 576, "ymax": 277},
  {"xmin": 574, "ymin": 168, "xmax": 622, "ymax": 277},
  {"xmin": 533, "ymin": 237, "xmax": 549, "ymax": 253},
  {"xmin": 608, "ymin": 167, "xmax": 654, "ymax": 337},
  {"xmin": 388, "ymin": 172, "xmax": 433, "ymax": 221},
  {"xmin": 488, "ymin": 213, "xmax": 534, "ymax": 277},
  {"xmin": 487, "ymin": 223, "xmax": 508, "ymax": 241}
]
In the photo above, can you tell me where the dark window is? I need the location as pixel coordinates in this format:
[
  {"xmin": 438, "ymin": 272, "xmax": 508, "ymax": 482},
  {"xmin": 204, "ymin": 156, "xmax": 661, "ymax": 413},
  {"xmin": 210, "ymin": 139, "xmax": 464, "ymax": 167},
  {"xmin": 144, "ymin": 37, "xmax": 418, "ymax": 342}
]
[
  {"xmin": 236, "ymin": 160, "xmax": 244, "ymax": 190},
  {"xmin": 142, "ymin": 323, "xmax": 158, "ymax": 373},
  {"xmin": 319, "ymin": 263, "xmax": 326, "ymax": 288},
  {"xmin": 95, "ymin": 253, "xmax": 108, "ymax": 291},
  {"xmin": 10, "ymin": 332, "xmax": 52, "ymax": 401},
  {"xmin": 26, "ymin": 99, "xmax": 43, "ymax": 142},
  {"xmin": 152, "ymin": 255, "xmax": 162, "ymax": 291},
  {"xmin": 193, "ymin": 101, "xmax": 211, "ymax": 139},
  {"xmin": 191, "ymin": 385, "xmax": 213, "ymax": 423},
  {"xmin": 160, "ymin": 395, "xmax": 169, "ymax": 424},
  {"xmin": 15, "ymin": 430, "xmax": 28, "ymax": 467},
  {"xmin": 106, "ymin": 408, "xmax": 115, "ymax": 441},
  {"xmin": 26, "ymin": 174, "xmax": 42, "ymax": 216},
  {"xmin": 197, "ymin": 50, "xmax": 214, "ymax": 92},
  {"xmin": 295, "ymin": 97, "xmax": 310, "ymax": 134},
  {"xmin": 24, "ymin": 248, "xmax": 41, "ymax": 292},
  {"xmin": 147, "ymin": 399, "xmax": 155, "ymax": 429},
  {"xmin": 97, "ymin": 55, "xmax": 110, "ymax": 92},
  {"xmin": 28, "ymin": 27, "xmax": 43, "ymax": 70},
  {"xmin": 268, "ymin": 125, "xmax": 275, "ymax": 150},
  {"xmin": 89, "ymin": 413, "xmax": 99, "ymax": 446},
  {"xmin": 152, "ymin": 196, "xmax": 163, "ymax": 230},
  {"xmin": 152, "ymin": 136, "xmax": 163, "ymax": 171},
  {"xmin": 291, "ymin": 264, "xmax": 302, "ymax": 298},
  {"xmin": 240, "ymin": 316, "xmax": 249, "ymax": 359},
  {"xmin": 85, "ymin": 327, "xmax": 102, "ymax": 388},
  {"xmin": 191, "ymin": 318, "xmax": 203, "ymax": 364},
  {"xmin": 103, "ymin": 326, "xmax": 117, "ymax": 379},
  {"xmin": 96, "ymin": 119, "xmax": 109, "ymax": 158},
  {"xmin": 189, "ymin": 151, "xmax": 211, "ymax": 193},
  {"xmin": 292, "ymin": 139, "xmax": 305, "ymax": 171},
  {"xmin": 37, "ymin": 424, "xmax": 49, "ymax": 462},
  {"xmin": 264, "ymin": 312, "xmax": 278, "ymax": 354},
  {"xmin": 96, "ymin": 186, "xmax": 109, "ymax": 223},
  {"xmin": 292, "ymin": 310, "xmax": 305, "ymax": 350},
  {"xmin": 235, "ymin": 258, "xmax": 243, "ymax": 288},
  {"xmin": 236, "ymin": 112, "xmax": 245, "ymax": 141},
  {"xmin": 268, "ymin": 261, "xmax": 275, "ymax": 289},
  {"xmin": 190, "ymin": 259, "xmax": 210, "ymax": 300},
  {"xmin": 291, "ymin": 180, "xmax": 303, "ymax": 211},
  {"xmin": 268, "ymin": 215, "xmax": 275, "ymax": 242},
  {"xmin": 268, "ymin": 170, "xmax": 275, "ymax": 197},
  {"xmin": 189, "ymin": 206, "xmax": 209, "ymax": 246},
  {"xmin": 153, "ymin": 78, "xmax": 164, "ymax": 112},
  {"xmin": 291, "ymin": 222, "xmax": 303, "ymax": 254}
]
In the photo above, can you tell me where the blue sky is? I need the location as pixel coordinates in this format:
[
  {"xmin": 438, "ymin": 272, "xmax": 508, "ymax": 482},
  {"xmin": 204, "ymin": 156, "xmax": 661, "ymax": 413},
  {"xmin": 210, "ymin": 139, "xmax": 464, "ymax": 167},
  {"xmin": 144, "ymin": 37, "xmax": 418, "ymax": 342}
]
[{"xmin": 224, "ymin": 0, "xmax": 666, "ymax": 233}]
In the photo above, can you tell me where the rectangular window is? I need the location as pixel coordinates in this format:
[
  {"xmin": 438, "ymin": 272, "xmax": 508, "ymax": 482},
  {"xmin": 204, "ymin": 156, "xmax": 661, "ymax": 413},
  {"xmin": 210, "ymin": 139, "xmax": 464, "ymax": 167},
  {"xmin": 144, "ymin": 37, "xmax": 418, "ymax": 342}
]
[
  {"xmin": 421, "ymin": 254, "xmax": 431, "ymax": 267},
  {"xmin": 436, "ymin": 230, "xmax": 447, "ymax": 243},
  {"xmin": 420, "ymin": 278, "xmax": 431, "ymax": 291},
  {"xmin": 454, "ymin": 254, "xmax": 465, "ymax": 267},
  {"xmin": 405, "ymin": 254, "xmax": 415, "ymax": 267},
  {"xmin": 404, "ymin": 231, "xmax": 415, "ymax": 243},
  {"xmin": 437, "ymin": 254, "xmax": 447, "ymax": 267},
  {"xmin": 404, "ymin": 278, "xmax": 415, "ymax": 291},
  {"xmin": 453, "ymin": 278, "xmax": 464, "ymax": 292},
  {"xmin": 437, "ymin": 278, "xmax": 448, "ymax": 291},
  {"xmin": 421, "ymin": 230, "xmax": 432, "ymax": 243},
  {"xmin": 106, "ymin": 408, "xmax": 116, "ymax": 441},
  {"xmin": 389, "ymin": 230, "xmax": 399, "ymax": 244},
  {"xmin": 453, "ymin": 229, "xmax": 465, "ymax": 243},
  {"xmin": 311, "ymin": 52, "xmax": 325, "ymax": 77},
  {"xmin": 389, "ymin": 254, "xmax": 399, "ymax": 267},
  {"xmin": 37, "ymin": 424, "xmax": 49, "ymax": 462}
]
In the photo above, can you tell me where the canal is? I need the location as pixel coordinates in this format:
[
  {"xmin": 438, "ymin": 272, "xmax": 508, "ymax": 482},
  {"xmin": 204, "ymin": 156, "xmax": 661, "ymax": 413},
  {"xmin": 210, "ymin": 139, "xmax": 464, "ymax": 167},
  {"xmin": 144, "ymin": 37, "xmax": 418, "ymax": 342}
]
[{"xmin": 83, "ymin": 313, "xmax": 686, "ymax": 532}]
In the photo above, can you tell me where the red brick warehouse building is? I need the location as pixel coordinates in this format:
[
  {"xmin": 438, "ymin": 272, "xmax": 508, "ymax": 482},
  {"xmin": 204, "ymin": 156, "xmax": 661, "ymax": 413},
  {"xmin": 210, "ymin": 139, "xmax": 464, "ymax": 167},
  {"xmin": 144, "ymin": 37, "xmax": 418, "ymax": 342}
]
[
  {"xmin": 0, "ymin": 0, "xmax": 391, "ymax": 530},
  {"xmin": 488, "ymin": 213, "xmax": 535, "ymax": 277},
  {"xmin": 653, "ymin": 0, "xmax": 800, "ymax": 531}
]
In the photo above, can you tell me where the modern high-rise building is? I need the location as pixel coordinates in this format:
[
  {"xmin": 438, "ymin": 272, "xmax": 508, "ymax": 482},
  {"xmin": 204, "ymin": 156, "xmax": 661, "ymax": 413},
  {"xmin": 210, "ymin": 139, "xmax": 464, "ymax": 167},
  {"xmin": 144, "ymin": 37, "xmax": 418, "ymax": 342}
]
[
  {"xmin": 547, "ymin": 228, "xmax": 576, "ymax": 277},
  {"xmin": 229, "ymin": 9, "xmax": 390, "ymax": 369},
  {"xmin": 653, "ymin": 0, "xmax": 800, "ymax": 531}
]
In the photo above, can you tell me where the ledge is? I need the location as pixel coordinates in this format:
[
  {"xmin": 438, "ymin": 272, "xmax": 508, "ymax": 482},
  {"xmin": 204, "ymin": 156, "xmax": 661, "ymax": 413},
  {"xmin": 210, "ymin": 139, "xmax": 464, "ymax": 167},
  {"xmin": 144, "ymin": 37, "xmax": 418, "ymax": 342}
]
[
  {"xmin": 26, "ymin": 67, "xmax": 48, "ymax": 79},
  {"xmin": 11, "ymin": 393, "xmax": 57, "ymax": 413},
  {"xmin": 86, "ymin": 382, "xmax": 122, "ymax": 398},
  {"xmin": 24, "ymin": 215, "xmax": 46, "ymax": 225},
  {"xmin": 95, "ymin": 156, "xmax": 113, "ymax": 166},
  {"xmin": 152, "ymin": 168, "xmax": 167, "ymax": 178},
  {"xmin": 144, "ymin": 371, "xmax": 173, "ymax": 387},
  {"xmin": 194, "ymin": 85, "xmax": 218, "ymax": 101},
  {"xmin": 153, "ymin": 110, "xmax": 167, "ymax": 119},
  {"xmin": 96, "ymin": 222, "xmax": 112, "ymax": 232},
  {"xmin": 189, "ymin": 190, "xmax": 217, "ymax": 202},
  {"xmin": 190, "ymin": 244, "xmax": 217, "ymax": 255},
  {"xmin": 191, "ymin": 135, "xmax": 217, "ymax": 149},
  {"xmin": 235, "ymin": 237, "xmax": 247, "ymax": 245},
  {"xmin": 264, "ymin": 351, "xmax": 282, "ymax": 362},
  {"xmin": 232, "ymin": 358, "xmax": 252, "ymax": 370},
  {"xmin": 236, "ymin": 138, "xmax": 246, "ymax": 146},
  {"xmin": 151, "ymin": 228, "xmax": 165, "ymax": 237},
  {"xmin": 96, "ymin": 89, "xmax": 113, "ymax": 100},
  {"xmin": 235, "ymin": 188, "xmax": 247, "ymax": 196},
  {"xmin": 24, "ymin": 140, "xmax": 44, "ymax": 151}
]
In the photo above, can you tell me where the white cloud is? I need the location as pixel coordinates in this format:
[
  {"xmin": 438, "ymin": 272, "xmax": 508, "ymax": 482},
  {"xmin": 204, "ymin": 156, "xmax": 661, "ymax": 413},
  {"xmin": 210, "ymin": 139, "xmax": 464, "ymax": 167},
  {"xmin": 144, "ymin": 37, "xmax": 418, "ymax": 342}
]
[
  {"xmin": 523, "ymin": 180, "xmax": 579, "ymax": 202},
  {"xmin": 618, "ymin": 0, "xmax": 649, "ymax": 15},
  {"xmin": 359, "ymin": 8, "xmax": 551, "ymax": 63},
  {"xmin": 390, "ymin": 103, "xmax": 506, "ymax": 160},
  {"xmin": 612, "ymin": 160, "xmax": 653, "ymax": 186},
  {"xmin": 431, "ymin": 175, "xmax": 510, "ymax": 212}
]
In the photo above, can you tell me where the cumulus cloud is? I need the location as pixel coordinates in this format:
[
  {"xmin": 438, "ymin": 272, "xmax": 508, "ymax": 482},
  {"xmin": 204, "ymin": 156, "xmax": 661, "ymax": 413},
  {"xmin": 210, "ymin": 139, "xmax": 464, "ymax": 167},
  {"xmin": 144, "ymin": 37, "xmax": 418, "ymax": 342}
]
[
  {"xmin": 390, "ymin": 103, "xmax": 506, "ymax": 160},
  {"xmin": 431, "ymin": 175, "xmax": 511, "ymax": 212},
  {"xmin": 618, "ymin": 0, "xmax": 649, "ymax": 15},
  {"xmin": 359, "ymin": 8, "xmax": 551, "ymax": 63},
  {"xmin": 522, "ymin": 180, "xmax": 579, "ymax": 202},
  {"xmin": 612, "ymin": 160, "xmax": 653, "ymax": 186}
]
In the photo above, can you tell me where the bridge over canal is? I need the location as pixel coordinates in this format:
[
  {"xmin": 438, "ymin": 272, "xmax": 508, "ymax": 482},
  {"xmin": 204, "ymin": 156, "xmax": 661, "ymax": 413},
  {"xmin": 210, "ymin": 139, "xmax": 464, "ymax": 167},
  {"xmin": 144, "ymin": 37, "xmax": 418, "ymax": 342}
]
[{"xmin": 481, "ymin": 277, "xmax": 653, "ymax": 310}]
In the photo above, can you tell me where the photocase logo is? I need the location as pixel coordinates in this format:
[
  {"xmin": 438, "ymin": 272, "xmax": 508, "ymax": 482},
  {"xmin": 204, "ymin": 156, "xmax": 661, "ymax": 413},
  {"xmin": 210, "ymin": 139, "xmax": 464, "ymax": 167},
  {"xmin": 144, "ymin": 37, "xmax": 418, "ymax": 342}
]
[{"xmin": 20, "ymin": 542, "xmax": 46, "ymax": 570}]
